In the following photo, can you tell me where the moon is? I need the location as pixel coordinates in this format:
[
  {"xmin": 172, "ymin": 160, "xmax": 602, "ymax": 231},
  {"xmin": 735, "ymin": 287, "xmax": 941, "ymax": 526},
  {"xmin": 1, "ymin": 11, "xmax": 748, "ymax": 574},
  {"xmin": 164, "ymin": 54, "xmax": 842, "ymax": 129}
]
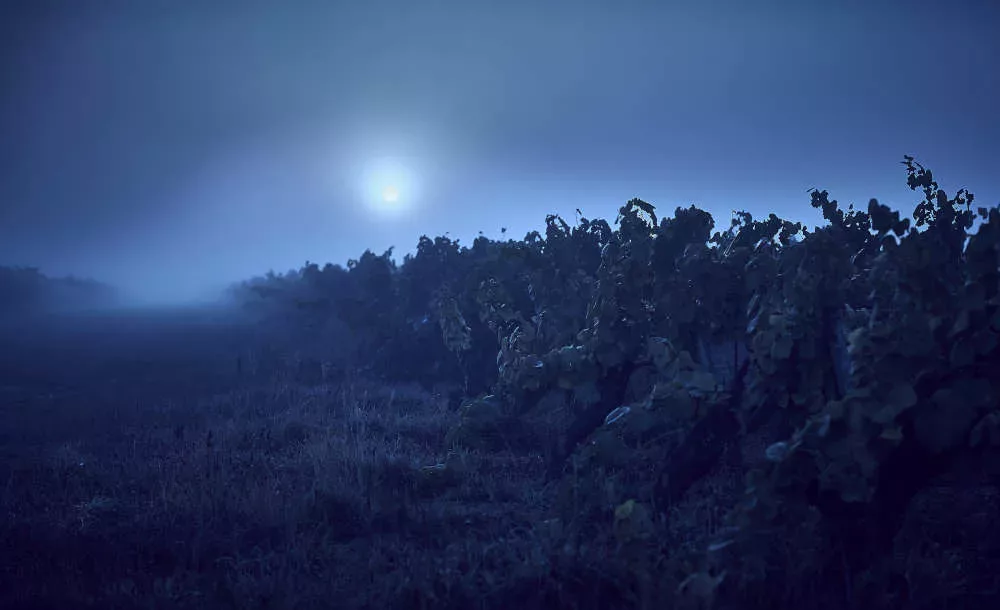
[
  {"xmin": 349, "ymin": 155, "xmax": 420, "ymax": 217},
  {"xmin": 381, "ymin": 185, "xmax": 400, "ymax": 203}
]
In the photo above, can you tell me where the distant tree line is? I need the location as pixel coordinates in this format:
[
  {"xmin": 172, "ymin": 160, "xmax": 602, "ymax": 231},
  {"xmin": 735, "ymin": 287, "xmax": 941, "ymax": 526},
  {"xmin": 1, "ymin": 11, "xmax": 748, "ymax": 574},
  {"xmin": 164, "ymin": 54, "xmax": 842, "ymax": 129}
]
[{"xmin": 0, "ymin": 266, "xmax": 119, "ymax": 317}]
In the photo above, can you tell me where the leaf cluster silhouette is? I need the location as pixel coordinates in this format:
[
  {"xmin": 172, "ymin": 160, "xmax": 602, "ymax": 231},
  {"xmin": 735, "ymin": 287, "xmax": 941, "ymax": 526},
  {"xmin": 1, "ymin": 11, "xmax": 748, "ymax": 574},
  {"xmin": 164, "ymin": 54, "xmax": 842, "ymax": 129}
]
[{"xmin": 228, "ymin": 157, "xmax": 1000, "ymax": 608}]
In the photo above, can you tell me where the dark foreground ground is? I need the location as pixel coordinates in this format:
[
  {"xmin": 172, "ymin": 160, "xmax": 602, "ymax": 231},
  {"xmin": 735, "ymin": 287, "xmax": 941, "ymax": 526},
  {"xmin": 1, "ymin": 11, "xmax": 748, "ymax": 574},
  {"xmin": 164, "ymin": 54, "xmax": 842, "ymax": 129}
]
[
  {"xmin": 7, "ymin": 309, "xmax": 997, "ymax": 609},
  {"xmin": 0, "ymin": 309, "xmax": 623, "ymax": 610}
]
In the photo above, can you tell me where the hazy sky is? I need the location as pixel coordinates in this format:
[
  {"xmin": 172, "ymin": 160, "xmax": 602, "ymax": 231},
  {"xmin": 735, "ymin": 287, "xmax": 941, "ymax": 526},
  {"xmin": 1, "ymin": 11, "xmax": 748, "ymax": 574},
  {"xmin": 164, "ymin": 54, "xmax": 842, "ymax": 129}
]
[{"xmin": 1, "ymin": 0, "xmax": 998, "ymax": 302}]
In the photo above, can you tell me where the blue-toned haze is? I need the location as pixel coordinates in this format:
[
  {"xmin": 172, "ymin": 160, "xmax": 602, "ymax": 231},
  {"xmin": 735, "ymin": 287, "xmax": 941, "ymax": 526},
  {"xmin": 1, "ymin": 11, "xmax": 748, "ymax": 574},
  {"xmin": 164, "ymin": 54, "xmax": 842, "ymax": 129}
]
[{"xmin": 1, "ymin": 0, "xmax": 997, "ymax": 302}]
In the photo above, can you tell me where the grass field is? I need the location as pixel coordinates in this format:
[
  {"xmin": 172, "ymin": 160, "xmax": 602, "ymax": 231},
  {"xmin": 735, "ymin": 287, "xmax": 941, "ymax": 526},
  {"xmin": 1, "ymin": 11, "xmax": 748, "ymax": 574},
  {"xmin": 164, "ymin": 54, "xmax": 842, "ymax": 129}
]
[{"xmin": 0, "ymin": 309, "xmax": 659, "ymax": 609}]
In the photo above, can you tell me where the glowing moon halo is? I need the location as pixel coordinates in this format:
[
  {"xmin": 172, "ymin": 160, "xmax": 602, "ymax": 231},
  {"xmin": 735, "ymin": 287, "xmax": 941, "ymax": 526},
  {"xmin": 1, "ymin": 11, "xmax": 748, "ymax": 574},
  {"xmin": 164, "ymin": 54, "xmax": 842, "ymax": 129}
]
[
  {"xmin": 349, "ymin": 153, "xmax": 420, "ymax": 218},
  {"xmin": 382, "ymin": 185, "xmax": 400, "ymax": 203}
]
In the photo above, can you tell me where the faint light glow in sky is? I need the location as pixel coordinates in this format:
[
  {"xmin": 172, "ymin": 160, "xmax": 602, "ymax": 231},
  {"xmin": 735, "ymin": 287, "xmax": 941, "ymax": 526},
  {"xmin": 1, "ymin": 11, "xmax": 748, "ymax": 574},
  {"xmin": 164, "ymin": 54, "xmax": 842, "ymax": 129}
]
[
  {"xmin": 382, "ymin": 185, "xmax": 399, "ymax": 203},
  {"xmin": 361, "ymin": 156, "xmax": 418, "ymax": 218}
]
